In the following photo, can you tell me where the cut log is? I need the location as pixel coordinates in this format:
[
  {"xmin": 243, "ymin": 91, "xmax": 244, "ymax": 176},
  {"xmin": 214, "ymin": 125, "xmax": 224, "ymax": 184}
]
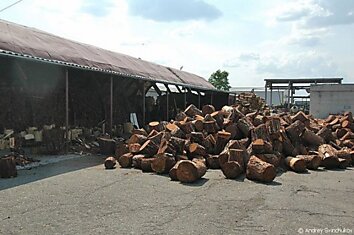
[
  {"xmin": 317, "ymin": 126, "xmax": 334, "ymax": 143},
  {"xmin": 251, "ymin": 124, "xmax": 269, "ymax": 141},
  {"xmin": 184, "ymin": 104, "xmax": 202, "ymax": 117},
  {"xmin": 175, "ymin": 112, "xmax": 187, "ymax": 122},
  {"xmin": 206, "ymin": 155, "xmax": 220, "ymax": 169},
  {"xmin": 215, "ymin": 131, "xmax": 232, "ymax": 154},
  {"xmin": 148, "ymin": 132, "xmax": 164, "ymax": 145},
  {"xmin": 189, "ymin": 143, "xmax": 208, "ymax": 157},
  {"xmin": 169, "ymin": 161, "xmax": 181, "ymax": 181},
  {"xmin": 296, "ymin": 155, "xmax": 322, "ymax": 170},
  {"xmin": 176, "ymin": 159, "xmax": 207, "ymax": 183},
  {"xmin": 291, "ymin": 111, "xmax": 309, "ymax": 125},
  {"xmin": 202, "ymin": 104, "xmax": 215, "ymax": 116},
  {"xmin": 118, "ymin": 153, "xmax": 134, "ymax": 168},
  {"xmin": 104, "ymin": 156, "xmax": 116, "ymax": 169},
  {"xmin": 151, "ymin": 153, "xmax": 176, "ymax": 174},
  {"xmin": 221, "ymin": 161, "xmax": 242, "ymax": 179},
  {"xmin": 129, "ymin": 143, "xmax": 141, "ymax": 154},
  {"xmin": 170, "ymin": 125, "xmax": 185, "ymax": 139},
  {"xmin": 301, "ymin": 129, "xmax": 325, "ymax": 147},
  {"xmin": 285, "ymin": 156, "xmax": 307, "ymax": 172},
  {"xmin": 147, "ymin": 129, "xmax": 159, "ymax": 138},
  {"xmin": 203, "ymin": 120, "xmax": 218, "ymax": 134},
  {"xmin": 132, "ymin": 128, "xmax": 148, "ymax": 136},
  {"xmin": 246, "ymin": 156, "xmax": 276, "ymax": 183},
  {"xmin": 229, "ymin": 149, "xmax": 245, "ymax": 170},
  {"xmin": 225, "ymin": 123, "xmax": 242, "ymax": 139},
  {"xmin": 166, "ymin": 123, "xmax": 179, "ymax": 132},
  {"xmin": 237, "ymin": 118, "xmax": 254, "ymax": 137},
  {"xmin": 158, "ymin": 139, "xmax": 176, "ymax": 156},
  {"xmin": 318, "ymin": 144, "xmax": 340, "ymax": 169},
  {"xmin": 190, "ymin": 132, "xmax": 205, "ymax": 146},
  {"xmin": 192, "ymin": 119, "xmax": 204, "ymax": 132},
  {"xmin": 256, "ymin": 154, "xmax": 280, "ymax": 167},
  {"xmin": 168, "ymin": 137, "xmax": 186, "ymax": 155},
  {"xmin": 285, "ymin": 120, "xmax": 305, "ymax": 144},
  {"xmin": 132, "ymin": 154, "xmax": 145, "ymax": 169},
  {"xmin": 149, "ymin": 121, "xmax": 163, "ymax": 132},
  {"xmin": 178, "ymin": 121, "xmax": 195, "ymax": 134},
  {"xmin": 0, "ymin": 157, "xmax": 17, "ymax": 178},
  {"xmin": 211, "ymin": 111, "xmax": 224, "ymax": 128},
  {"xmin": 139, "ymin": 140, "xmax": 159, "ymax": 156},
  {"xmin": 266, "ymin": 117, "xmax": 281, "ymax": 140},
  {"xmin": 141, "ymin": 158, "xmax": 155, "ymax": 172}
]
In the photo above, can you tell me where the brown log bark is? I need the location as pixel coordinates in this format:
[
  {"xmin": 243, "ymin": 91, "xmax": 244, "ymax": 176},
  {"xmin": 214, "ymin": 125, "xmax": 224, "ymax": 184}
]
[
  {"xmin": 132, "ymin": 128, "xmax": 148, "ymax": 136},
  {"xmin": 202, "ymin": 104, "xmax": 216, "ymax": 116},
  {"xmin": 301, "ymin": 129, "xmax": 325, "ymax": 147},
  {"xmin": 158, "ymin": 139, "xmax": 176, "ymax": 156},
  {"xmin": 206, "ymin": 155, "xmax": 220, "ymax": 169},
  {"xmin": 141, "ymin": 158, "xmax": 155, "ymax": 172},
  {"xmin": 225, "ymin": 123, "xmax": 242, "ymax": 139},
  {"xmin": 203, "ymin": 120, "xmax": 218, "ymax": 134},
  {"xmin": 148, "ymin": 132, "xmax": 164, "ymax": 145},
  {"xmin": 170, "ymin": 125, "xmax": 185, "ymax": 139},
  {"xmin": 190, "ymin": 132, "xmax": 205, "ymax": 146},
  {"xmin": 149, "ymin": 121, "xmax": 163, "ymax": 132},
  {"xmin": 251, "ymin": 124, "xmax": 269, "ymax": 141},
  {"xmin": 169, "ymin": 137, "xmax": 186, "ymax": 155},
  {"xmin": 221, "ymin": 161, "xmax": 242, "ymax": 179},
  {"xmin": 237, "ymin": 117, "xmax": 254, "ymax": 137},
  {"xmin": 104, "ymin": 156, "xmax": 116, "ymax": 169},
  {"xmin": 255, "ymin": 154, "xmax": 280, "ymax": 167},
  {"xmin": 151, "ymin": 153, "xmax": 176, "ymax": 174},
  {"xmin": 285, "ymin": 156, "xmax": 307, "ymax": 172},
  {"xmin": 266, "ymin": 117, "xmax": 281, "ymax": 140},
  {"xmin": 192, "ymin": 119, "xmax": 204, "ymax": 132},
  {"xmin": 189, "ymin": 143, "xmax": 208, "ymax": 157},
  {"xmin": 139, "ymin": 140, "xmax": 159, "ymax": 156},
  {"xmin": 169, "ymin": 161, "xmax": 181, "ymax": 181},
  {"xmin": 291, "ymin": 111, "xmax": 309, "ymax": 125},
  {"xmin": 178, "ymin": 121, "xmax": 195, "ymax": 134},
  {"xmin": 286, "ymin": 120, "xmax": 305, "ymax": 144},
  {"xmin": 176, "ymin": 159, "xmax": 207, "ymax": 183},
  {"xmin": 175, "ymin": 112, "xmax": 187, "ymax": 122},
  {"xmin": 132, "ymin": 154, "xmax": 146, "ymax": 169},
  {"xmin": 317, "ymin": 126, "xmax": 334, "ymax": 143},
  {"xmin": 147, "ymin": 129, "xmax": 159, "ymax": 138},
  {"xmin": 129, "ymin": 143, "xmax": 141, "ymax": 154},
  {"xmin": 215, "ymin": 131, "xmax": 232, "ymax": 154},
  {"xmin": 229, "ymin": 149, "xmax": 245, "ymax": 170},
  {"xmin": 184, "ymin": 104, "xmax": 202, "ymax": 117},
  {"xmin": 296, "ymin": 155, "xmax": 322, "ymax": 170},
  {"xmin": 118, "ymin": 153, "xmax": 134, "ymax": 168},
  {"xmin": 0, "ymin": 157, "xmax": 17, "ymax": 178},
  {"xmin": 246, "ymin": 156, "xmax": 276, "ymax": 183},
  {"xmin": 318, "ymin": 144, "xmax": 340, "ymax": 169},
  {"xmin": 166, "ymin": 123, "xmax": 179, "ymax": 132},
  {"xmin": 211, "ymin": 111, "xmax": 224, "ymax": 128}
]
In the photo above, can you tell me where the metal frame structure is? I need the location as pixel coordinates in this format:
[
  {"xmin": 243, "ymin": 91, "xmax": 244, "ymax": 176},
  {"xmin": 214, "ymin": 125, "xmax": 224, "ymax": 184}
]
[{"xmin": 264, "ymin": 78, "xmax": 343, "ymax": 108}]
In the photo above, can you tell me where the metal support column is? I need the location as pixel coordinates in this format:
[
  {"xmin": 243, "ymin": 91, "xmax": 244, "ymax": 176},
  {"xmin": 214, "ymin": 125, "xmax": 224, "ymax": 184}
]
[
  {"xmin": 265, "ymin": 84, "xmax": 268, "ymax": 104},
  {"xmin": 65, "ymin": 68, "xmax": 69, "ymax": 154},
  {"xmin": 110, "ymin": 75, "xmax": 113, "ymax": 135},
  {"xmin": 270, "ymin": 85, "xmax": 273, "ymax": 107},
  {"xmin": 142, "ymin": 82, "xmax": 146, "ymax": 125},
  {"xmin": 166, "ymin": 89, "xmax": 169, "ymax": 121},
  {"xmin": 198, "ymin": 91, "xmax": 201, "ymax": 109},
  {"xmin": 287, "ymin": 82, "xmax": 291, "ymax": 108},
  {"xmin": 211, "ymin": 92, "xmax": 213, "ymax": 105},
  {"xmin": 183, "ymin": 87, "xmax": 187, "ymax": 109}
]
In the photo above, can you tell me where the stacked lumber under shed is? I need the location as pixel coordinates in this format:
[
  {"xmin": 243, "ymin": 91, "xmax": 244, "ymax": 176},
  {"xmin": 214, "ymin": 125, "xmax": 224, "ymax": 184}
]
[{"xmin": 109, "ymin": 103, "xmax": 353, "ymax": 183}]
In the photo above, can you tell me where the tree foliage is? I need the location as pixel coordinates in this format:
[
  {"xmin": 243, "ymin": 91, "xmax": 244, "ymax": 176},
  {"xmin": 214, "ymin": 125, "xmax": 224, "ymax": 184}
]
[{"xmin": 208, "ymin": 70, "xmax": 231, "ymax": 91}]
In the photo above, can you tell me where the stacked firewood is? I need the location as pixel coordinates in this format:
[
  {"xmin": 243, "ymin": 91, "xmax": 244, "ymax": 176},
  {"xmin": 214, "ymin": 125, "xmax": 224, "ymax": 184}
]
[
  {"xmin": 108, "ymin": 104, "xmax": 353, "ymax": 183},
  {"xmin": 235, "ymin": 92, "xmax": 267, "ymax": 111}
]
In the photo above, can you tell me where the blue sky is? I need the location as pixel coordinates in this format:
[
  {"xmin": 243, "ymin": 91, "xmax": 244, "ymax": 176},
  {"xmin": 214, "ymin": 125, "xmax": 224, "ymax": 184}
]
[{"xmin": 0, "ymin": 0, "xmax": 353, "ymax": 87}]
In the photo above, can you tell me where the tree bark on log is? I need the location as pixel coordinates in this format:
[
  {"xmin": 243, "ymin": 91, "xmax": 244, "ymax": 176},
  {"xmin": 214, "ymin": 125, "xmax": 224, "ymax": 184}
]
[
  {"xmin": 184, "ymin": 104, "xmax": 202, "ymax": 117},
  {"xmin": 118, "ymin": 153, "xmax": 134, "ymax": 168},
  {"xmin": 104, "ymin": 156, "xmax": 116, "ymax": 169},
  {"xmin": 296, "ymin": 155, "xmax": 321, "ymax": 170},
  {"xmin": 140, "ymin": 158, "xmax": 155, "ymax": 172},
  {"xmin": 202, "ymin": 104, "xmax": 215, "ymax": 116},
  {"xmin": 246, "ymin": 155, "xmax": 276, "ymax": 183},
  {"xmin": 301, "ymin": 129, "xmax": 325, "ymax": 147},
  {"xmin": 206, "ymin": 155, "xmax": 220, "ymax": 169},
  {"xmin": 129, "ymin": 143, "xmax": 141, "ymax": 154},
  {"xmin": 169, "ymin": 161, "xmax": 181, "ymax": 181},
  {"xmin": 285, "ymin": 156, "xmax": 307, "ymax": 172},
  {"xmin": 151, "ymin": 153, "xmax": 176, "ymax": 174},
  {"xmin": 176, "ymin": 159, "xmax": 207, "ymax": 183},
  {"xmin": 221, "ymin": 161, "xmax": 242, "ymax": 179},
  {"xmin": 318, "ymin": 144, "xmax": 340, "ymax": 169},
  {"xmin": 132, "ymin": 154, "xmax": 146, "ymax": 169},
  {"xmin": 139, "ymin": 140, "xmax": 159, "ymax": 156},
  {"xmin": 189, "ymin": 143, "xmax": 208, "ymax": 157}
]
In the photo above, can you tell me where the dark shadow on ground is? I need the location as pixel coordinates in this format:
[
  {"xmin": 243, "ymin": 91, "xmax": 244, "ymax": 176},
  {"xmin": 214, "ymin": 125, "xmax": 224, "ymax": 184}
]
[
  {"xmin": 0, "ymin": 155, "xmax": 103, "ymax": 191},
  {"xmin": 181, "ymin": 178, "xmax": 209, "ymax": 187}
]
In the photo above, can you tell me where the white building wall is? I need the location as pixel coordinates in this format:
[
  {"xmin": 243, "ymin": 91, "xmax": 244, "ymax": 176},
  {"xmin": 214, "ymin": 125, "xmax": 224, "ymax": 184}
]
[{"xmin": 310, "ymin": 84, "xmax": 354, "ymax": 118}]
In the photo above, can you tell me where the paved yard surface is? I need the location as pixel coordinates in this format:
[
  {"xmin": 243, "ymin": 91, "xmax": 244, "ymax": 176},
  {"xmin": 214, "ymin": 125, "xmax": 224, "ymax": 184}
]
[{"xmin": 0, "ymin": 155, "xmax": 353, "ymax": 235}]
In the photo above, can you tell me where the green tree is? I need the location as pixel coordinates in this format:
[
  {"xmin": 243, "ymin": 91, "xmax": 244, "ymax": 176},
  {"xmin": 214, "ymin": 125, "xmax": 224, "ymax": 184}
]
[{"xmin": 208, "ymin": 70, "xmax": 231, "ymax": 91}]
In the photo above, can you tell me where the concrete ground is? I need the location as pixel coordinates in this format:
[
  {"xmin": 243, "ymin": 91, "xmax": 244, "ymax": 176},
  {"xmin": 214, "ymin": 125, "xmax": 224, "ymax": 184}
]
[{"xmin": 0, "ymin": 155, "xmax": 353, "ymax": 235}]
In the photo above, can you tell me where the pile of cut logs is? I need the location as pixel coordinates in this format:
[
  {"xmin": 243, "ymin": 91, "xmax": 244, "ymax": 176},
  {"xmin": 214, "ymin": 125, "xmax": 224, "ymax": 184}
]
[
  {"xmin": 235, "ymin": 92, "xmax": 267, "ymax": 111},
  {"xmin": 106, "ymin": 104, "xmax": 354, "ymax": 183}
]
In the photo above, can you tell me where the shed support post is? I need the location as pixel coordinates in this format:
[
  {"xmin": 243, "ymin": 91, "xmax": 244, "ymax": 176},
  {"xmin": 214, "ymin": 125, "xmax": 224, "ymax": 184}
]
[
  {"xmin": 211, "ymin": 92, "xmax": 213, "ymax": 105},
  {"xmin": 65, "ymin": 68, "xmax": 69, "ymax": 154},
  {"xmin": 166, "ymin": 88, "xmax": 169, "ymax": 121},
  {"xmin": 198, "ymin": 91, "xmax": 201, "ymax": 109},
  {"xmin": 264, "ymin": 82, "xmax": 268, "ymax": 105},
  {"xmin": 110, "ymin": 75, "xmax": 113, "ymax": 135},
  {"xmin": 184, "ymin": 87, "xmax": 187, "ymax": 109},
  {"xmin": 142, "ymin": 81, "xmax": 146, "ymax": 126},
  {"xmin": 270, "ymin": 85, "xmax": 273, "ymax": 107}
]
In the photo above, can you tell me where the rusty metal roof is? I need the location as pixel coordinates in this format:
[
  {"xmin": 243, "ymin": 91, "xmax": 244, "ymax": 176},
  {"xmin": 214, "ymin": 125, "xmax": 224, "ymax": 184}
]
[{"xmin": 0, "ymin": 20, "xmax": 216, "ymax": 91}]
